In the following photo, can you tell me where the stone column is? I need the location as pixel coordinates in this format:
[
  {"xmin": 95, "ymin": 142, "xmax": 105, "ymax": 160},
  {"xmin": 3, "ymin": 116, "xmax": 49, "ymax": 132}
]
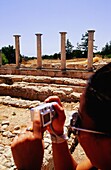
[
  {"xmin": 35, "ymin": 33, "xmax": 42, "ymax": 69},
  {"xmin": 13, "ymin": 35, "xmax": 21, "ymax": 68},
  {"xmin": 87, "ymin": 30, "xmax": 95, "ymax": 71},
  {"xmin": 60, "ymin": 32, "xmax": 67, "ymax": 70},
  {"xmin": 0, "ymin": 50, "xmax": 2, "ymax": 66}
]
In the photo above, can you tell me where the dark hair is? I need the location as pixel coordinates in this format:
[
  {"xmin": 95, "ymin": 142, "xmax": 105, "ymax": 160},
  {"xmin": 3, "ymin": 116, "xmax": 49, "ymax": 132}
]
[{"xmin": 85, "ymin": 62, "xmax": 111, "ymax": 133}]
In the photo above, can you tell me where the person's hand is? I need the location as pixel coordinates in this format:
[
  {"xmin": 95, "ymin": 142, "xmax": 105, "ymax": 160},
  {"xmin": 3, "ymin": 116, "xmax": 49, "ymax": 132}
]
[
  {"xmin": 11, "ymin": 110, "xmax": 44, "ymax": 170},
  {"xmin": 45, "ymin": 96, "xmax": 66, "ymax": 136}
]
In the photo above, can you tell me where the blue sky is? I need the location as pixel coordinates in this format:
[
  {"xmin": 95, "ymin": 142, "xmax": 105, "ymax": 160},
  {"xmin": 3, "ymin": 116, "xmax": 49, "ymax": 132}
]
[{"xmin": 0, "ymin": 0, "xmax": 111, "ymax": 57}]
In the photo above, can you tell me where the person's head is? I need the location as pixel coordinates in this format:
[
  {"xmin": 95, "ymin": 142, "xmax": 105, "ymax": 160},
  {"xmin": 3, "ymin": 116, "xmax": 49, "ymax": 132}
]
[{"xmin": 78, "ymin": 62, "xmax": 111, "ymax": 169}]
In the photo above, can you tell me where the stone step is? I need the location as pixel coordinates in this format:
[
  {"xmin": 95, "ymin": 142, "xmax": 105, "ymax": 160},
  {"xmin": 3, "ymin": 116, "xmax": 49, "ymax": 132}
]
[
  {"xmin": 0, "ymin": 75, "xmax": 86, "ymax": 86},
  {"xmin": 0, "ymin": 96, "xmax": 41, "ymax": 108},
  {"xmin": 0, "ymin": 82, "xmax": 81, "ymax": 102},
  {"xmin": 0, "ymin": 66, "xmax": 94, "ymax": 79},
  {"xmin": 0, "ymin": 75, "xmax": 86, "ymax": 102}
]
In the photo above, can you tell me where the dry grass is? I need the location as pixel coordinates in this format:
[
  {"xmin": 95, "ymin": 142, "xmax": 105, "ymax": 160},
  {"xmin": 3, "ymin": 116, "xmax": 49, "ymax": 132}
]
[
  {"xmin": 22, "ymin": 58, "xmax": 86, "ymax": 65},
  {"xmin": 21, "ymin": 57, "xmax": 106, "ymax": 68}
]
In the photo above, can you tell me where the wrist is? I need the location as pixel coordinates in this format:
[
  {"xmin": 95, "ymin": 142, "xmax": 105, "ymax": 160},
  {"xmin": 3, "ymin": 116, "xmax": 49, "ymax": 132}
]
[
  {"xmin": 50, "ymin": 124, "xmax": 68, "ymax": 144},
  {"xmin": 51, "ymin": 128, "xmax": 64, "ymax": 136}
]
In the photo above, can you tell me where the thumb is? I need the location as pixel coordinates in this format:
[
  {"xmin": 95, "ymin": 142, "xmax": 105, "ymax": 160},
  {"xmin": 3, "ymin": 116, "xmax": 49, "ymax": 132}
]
[{"xmin": 33, "ymin": 110, "xmax": 43, "ymax": 139}]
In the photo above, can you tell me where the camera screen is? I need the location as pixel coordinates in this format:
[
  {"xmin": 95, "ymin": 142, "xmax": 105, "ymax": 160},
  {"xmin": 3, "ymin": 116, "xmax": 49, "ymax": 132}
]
[{"xmin": 44, "ymin": 112, "xmax": 51, "ymax": 124}]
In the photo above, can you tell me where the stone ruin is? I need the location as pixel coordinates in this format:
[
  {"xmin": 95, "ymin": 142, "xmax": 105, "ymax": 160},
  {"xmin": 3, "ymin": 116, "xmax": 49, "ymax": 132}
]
[
  {"xmin": 0, "ymin": 30, "xmax": 109, "ymax": 170},
  {"xmin": 1, "ymin": 30, "xmax": 95, "ymax": 70}
]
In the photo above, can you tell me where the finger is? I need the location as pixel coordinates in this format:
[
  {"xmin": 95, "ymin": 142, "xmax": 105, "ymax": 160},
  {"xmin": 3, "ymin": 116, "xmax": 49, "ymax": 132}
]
[
  {"xmin": 53, "ymin": 102, "xmax": 66, "ymax": 122},
  {"xmin": 11, "ymin": 135, "xmax": 19, "ymax": 147},
  {"xmin": 45, "ymin": 96, "xmax": 62, "ymax": 106},
  {"xmin": 33, "ymin": 110, "xmax": 43, "ymax": 139}
]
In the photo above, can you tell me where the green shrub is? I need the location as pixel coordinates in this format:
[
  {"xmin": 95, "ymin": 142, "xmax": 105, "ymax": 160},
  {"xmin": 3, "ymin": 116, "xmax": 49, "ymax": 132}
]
[
  {"xmin": 2, "ymin": 53, "xmax": 8, "ymax": 65},
  {"xmin": 103, "ymin": 54, "xmax": 111, "ymax": 58}
]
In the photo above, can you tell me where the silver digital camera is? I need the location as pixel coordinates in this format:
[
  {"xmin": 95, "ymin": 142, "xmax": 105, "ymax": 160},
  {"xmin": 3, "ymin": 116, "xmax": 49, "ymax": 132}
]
[{"xmin": 30, "ymin": 102, "xmax": 57, "ymax": 127}]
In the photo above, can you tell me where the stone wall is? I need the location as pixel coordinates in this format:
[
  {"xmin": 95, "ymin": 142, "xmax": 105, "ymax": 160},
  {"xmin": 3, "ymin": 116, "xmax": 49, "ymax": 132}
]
[{"xmin": 0, "ymin": 66, "xmax": 93, "ymax": 79}]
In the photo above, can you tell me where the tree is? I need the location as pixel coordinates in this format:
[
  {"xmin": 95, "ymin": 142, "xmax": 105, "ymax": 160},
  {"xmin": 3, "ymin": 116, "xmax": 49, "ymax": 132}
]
[
  {"xmin": 1, "ymin": 45, "xmax": 23, "ymax": 64},
  {"xmin": 2, "ymin": 45, "xmax": 16, "ymax": 63},
  {"xmin": 101, "ymin": 41, "xmax": 111, "ymax": 57},
  {"xmin": 66, "ymin": 39, "xmax": 74, "ymax": 54},
  {"xmin": 65, "ymin": 39, "xmax": 74, "ymax": 59},
  {"xmin": 1, "ymin": 53, "xmax": 8, "ymax": 65},
  {"xmin": 77, "ymin": 32, "xmax": 97, "ymax": 58},
  {"xmin": 72, "ymin": 49, "xmax": 83, "ymax": 58},
  {"xmin": 42, "ymin": 53, "xmax": 60, "ymax": 60}
]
